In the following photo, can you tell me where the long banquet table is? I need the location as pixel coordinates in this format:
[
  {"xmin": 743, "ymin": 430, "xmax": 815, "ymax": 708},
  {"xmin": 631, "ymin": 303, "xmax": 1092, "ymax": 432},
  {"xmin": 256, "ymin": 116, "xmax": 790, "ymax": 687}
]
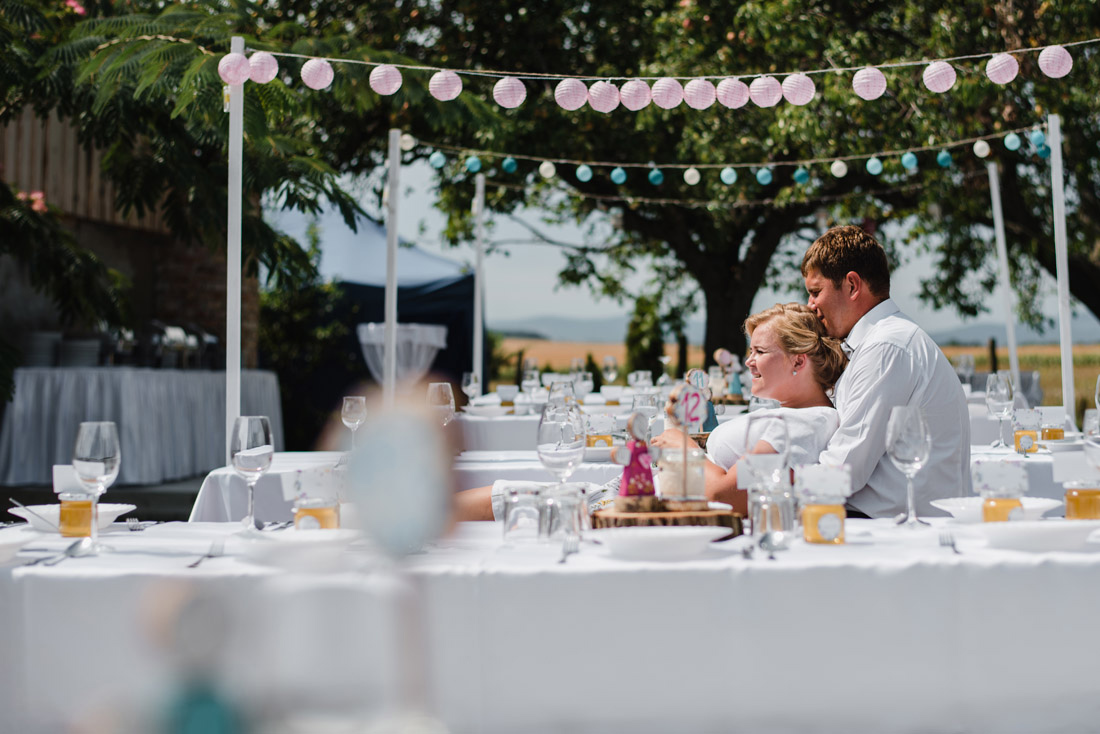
[
  {"xmin": 0, "ymin": 367, "xmax": 284, "ymax": 485},
  {"xmin": 4, "ymin": 518, "xmax": 1100, "ymax": 733}
]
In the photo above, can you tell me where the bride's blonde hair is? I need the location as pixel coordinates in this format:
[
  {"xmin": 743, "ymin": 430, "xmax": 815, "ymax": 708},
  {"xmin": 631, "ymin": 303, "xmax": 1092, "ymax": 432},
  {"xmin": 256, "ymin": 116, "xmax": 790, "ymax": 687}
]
[{"xmin": 744, "ymin": 303, "xmax": 847, "ymax": 391}]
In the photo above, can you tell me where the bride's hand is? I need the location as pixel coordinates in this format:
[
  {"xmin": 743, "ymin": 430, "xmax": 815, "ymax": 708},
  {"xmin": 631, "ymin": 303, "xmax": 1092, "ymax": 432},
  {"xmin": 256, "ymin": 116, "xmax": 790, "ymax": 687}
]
[{"xmin": 650, "ymin": 428, "xmax": 699, "ymax": 451}]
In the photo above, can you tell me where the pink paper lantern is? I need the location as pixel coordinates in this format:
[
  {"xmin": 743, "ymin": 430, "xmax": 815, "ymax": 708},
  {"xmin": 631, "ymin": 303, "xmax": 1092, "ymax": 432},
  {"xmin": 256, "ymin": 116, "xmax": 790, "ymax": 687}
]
[
  {"xmin": 620, "ymin": 79, "xmax": 652, "ymax": 111},
  {"xmin": 429, "ymin": 70, "xmax": 463, "ymax": 101},
  {"xmin": 852, "ymin": 67, "xmax": 886, "ymax": 100},
  {"xmin": 493, "ymin": 77, "xmax": 527, "ymax": 108},
  {"xmin": 922, "ymin": 61, "xmax": 956, "ymax": 93},
  {"xmin": 554, "ymin": 79, "xmax": 588, "ymax": 110},
  {"xmin": 218, "ymin": 53, "xmax": 251, "ymax": 85},
  {"xmin": 781, "ymin": 73, "xmax": 815, "ymax": 105},
  {"xmin": 749, "ymin": 76, "xmax": 782, "ymax": 107},
  {"xmin": 716, "ymin": 78, "xmax": 749, "ymax": 108},
  {"xmin": 248, "ymin": 52, "xmax": 278, "ymax": 84},
  {"xmin": 651, "ymin": 78, "xmax": 684, "ymax": 109},
  {"xmin": 684, "ymin": 79, "xmax": 716, "ymax": 109},
  {"xmin": 985, "ymin": 53, "xmax": 1019, "ymax": 85},
  {"xmin": 300, "ymin": 58, "xmax": 334, "ymax": 90},
  {"xmin": 588, "ymin": 81, "xmax": 620, "ymax": 113},
  {"xmin": 369, "ymin": 65, "xmax": 402, "ymax": 95},
  {"xmin": 1038, "ymin": 45, "xmax": 1073, "ymax": 78}
]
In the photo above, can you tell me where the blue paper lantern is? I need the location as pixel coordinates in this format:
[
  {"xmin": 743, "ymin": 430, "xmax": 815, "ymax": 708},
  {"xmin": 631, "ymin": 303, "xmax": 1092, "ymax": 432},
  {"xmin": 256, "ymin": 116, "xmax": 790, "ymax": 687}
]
[
  {"xmin": 648, "ymin": 168, "xmax": 664, "ymax": 186},
  {"xmin": 901, "ymin": 152, "xmax": 918, "ymax": 170},
  {"xmin": 576, "ymin": 164, "xmax": 593, "ymax": 182},
  {"xmin": 755, "ymin": 168, "xmax": 773, "ymax": 186},
  {"xmin": 464, "ymin": 156, "xmax": 482, "ymax": 173},
  {"xmin": 936, "ymin": 150, "xmax": 952, "ymax": 168},
  {"xmin": 610, "ymin": 167, "xmax": 627, "ymax": 184},
  {"xmin": 501, "ymin": 157, "xmax": 518, "ymax": 173},
  {"xmin": 1004, "ymin": 133, "xmax": 1021, "ymax": 151},
  {"xmin": 428, "ymin": 151, "xmax": 447, "ymax": 169},
  {"xmin": 720, "ymin": 167, "xmax": 738, "ymax": 185},
  {"xmin": 865, "ymin": 157, "xmax": 884, "ymax": 176},
  {"xmin": 1029, "ymin": 130, "xmax": 1046, "ymax": 148},
  {"xmin": 1037, "ymin": 144, "xmax": 1051, "ymax": 159},
  {"xmin": 793, "ymin": 167, "xmax": 810, "ymax": 184}
]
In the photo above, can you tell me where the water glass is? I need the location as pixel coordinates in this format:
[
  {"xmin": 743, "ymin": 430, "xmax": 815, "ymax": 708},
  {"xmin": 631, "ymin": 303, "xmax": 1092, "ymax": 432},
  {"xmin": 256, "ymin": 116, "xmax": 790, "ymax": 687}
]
[
  {"xmin": 1084, "ymin": 408, "xmax": 1099, "ymax": 437},
  {"xmin": 341, "ymin": 396, "xmax": 366, "ymax": 450},
  {"xmin": 72, "ymin": 421, "xmax": 121, "ymax": 554},
  {"xmin": 461, "ymin": 372, "xmax": 480, "ymax": 400},
  {"xmin": 548, "ymin": 380, "xmax": 576, "ymax": 405},
  {"xmin": 427, "ymin": 382, "xmax": 456, "ymax": 426},
  {"xmin": 521, "ymin": 369, "xmax": 541, "ymax": 396},
  {"xmin": 536, "ymin": 403, "xmax": 586, "ymax": 484},
  {"xmin": 230, "ymin": 416, "xmax": 274, "ymax": 534},
  {"xmin": 575, "ymin": 371, "xmax": 595, "ymax": 401},
  {"xmin": 601, "ymin": 356, "xmax": 619, "ymax": 384},
  {"xmin": 502, "ymin": 486, "xmax": 543, "ymax": 544},
  {"xmin": 630, "ymin": 392, "xmax": 661, "ymax": 442},
  {"xmin": 886, "ymin": 406, "xmax": 931, "ymax": 528},
  {"xmin": 540, "ymin": 484, "xmax": 586, "ymax": 541},
  {"xmin": 985, "ymin": 373, "xmax": 1013, "ymax": 448},
  {"xmin": 741, "ymin": 413, "xmax": 793, "ymax": 546}
]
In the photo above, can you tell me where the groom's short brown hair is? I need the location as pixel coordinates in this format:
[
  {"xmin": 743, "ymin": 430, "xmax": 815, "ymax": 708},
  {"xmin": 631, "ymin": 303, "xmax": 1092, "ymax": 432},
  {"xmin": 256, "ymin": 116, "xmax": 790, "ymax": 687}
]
[{"xmin": 801, "ymin": 225, "xmax": 891, "ymax": 298}]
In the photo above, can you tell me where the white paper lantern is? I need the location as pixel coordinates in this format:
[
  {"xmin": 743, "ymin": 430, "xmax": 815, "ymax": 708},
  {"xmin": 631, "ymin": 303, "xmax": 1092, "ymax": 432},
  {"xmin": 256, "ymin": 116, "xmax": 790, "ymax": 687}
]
[
  {"xmin": 218, "ymin": 53, "xmax": 251, "ymax": 85},
  {"xmin": 716, "ymin": 78, "xmax": 750, "ymax": 108},
  {"xmin": 683, "ymin": 167, "xmax": 701, "ymax": 185},
  {"xmin": 301, "ymin": 58, "xmax": 334, "ymax": 90},
  {"xmin": 830, "ymin": 160, "xmax": 848, "ymax": 178},
  {"xmin": 538, "ymin": 161, "xmax": 556, "ymax": 179},
  {"xmin": 923, "ymin": 61, "xmax": 956, "ymax": 93},
  {"xmin": 399, "ymin": 133, "xmax": 416, "ymax": 152},
  {"xmin": 651, "ymin": 78, "xmax": 684, "ymax": 109},
  {"xmin": 370, "ymin": 65, "xmax": 403, "ymax": 95},
  {"xmin": 852, "ymin": 67, "xmax": 886, "ymax": 100},
  {"xmin": 684, "ymin": 79, "xmax": 716, "ymax": 109},
  {"xmin": 972, "ymin": 140, "xmax": 991, "ymax": 158},
  {"xmin": 554, "ymin": 79, "xmax": 588, "ymax": 110},
  {"xmin": 493, "ymin": 77, "xmax": 527, "ymax": 108},
  {"xmin": 248, "ymin": 52, "xmax": 278, "ymax": 84},
  {"xmin": 985, "ymin": 54, "xmax": 1018, "ymax": 85},
  {"xmin": 782, "ymin": 73, "xmax": 815, "ymax": 105},
  {"xmin": 1038, "ymin": 45, "xmax": 1073, "ymax": 78},
  {"xmin": 429, "ymin": 70, "xmax": 463, "ymax": 101},
  {"xmin": 588, "ymin": 81, "xmax": 620, "ymax": 113},
  {"xmin": 749, "ymin": 76, "xmax": 782, "ymax": 107},
  {"xmin": 620, "ymin": 79, "xmax": 652, "ymax": 111}
]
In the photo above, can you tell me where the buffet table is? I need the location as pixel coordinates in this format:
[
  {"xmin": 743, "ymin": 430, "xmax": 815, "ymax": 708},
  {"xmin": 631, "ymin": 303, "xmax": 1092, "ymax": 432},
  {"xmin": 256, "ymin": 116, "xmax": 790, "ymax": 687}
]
[
  {"xmin": 0, "ymin": 368, "xmax": 284, "ymax": 485},
  {"xmin": 5, "ymin": 519, "xmax": 1100, "ymax": 733}
]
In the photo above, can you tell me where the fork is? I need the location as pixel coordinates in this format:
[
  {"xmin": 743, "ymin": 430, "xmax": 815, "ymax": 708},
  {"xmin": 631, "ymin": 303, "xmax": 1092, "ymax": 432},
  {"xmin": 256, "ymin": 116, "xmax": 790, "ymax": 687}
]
[
  {"xmin": 558, "ymin": 534, "xmax": 580, "ymax": 564},
  {"xmin": 939, "ymin": 529, "xmax": 961, "ymax": 555},
  {"xmin": 187, "ymin": 539, "xmax": 225, "ymax": 568}
]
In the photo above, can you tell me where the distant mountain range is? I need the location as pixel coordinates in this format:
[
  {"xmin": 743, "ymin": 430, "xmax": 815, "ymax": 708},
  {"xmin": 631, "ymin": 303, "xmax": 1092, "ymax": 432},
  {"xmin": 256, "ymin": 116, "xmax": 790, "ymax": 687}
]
[{"xmin": 490, "ymin": 311, "xmax": 1100, "ymax": 346}]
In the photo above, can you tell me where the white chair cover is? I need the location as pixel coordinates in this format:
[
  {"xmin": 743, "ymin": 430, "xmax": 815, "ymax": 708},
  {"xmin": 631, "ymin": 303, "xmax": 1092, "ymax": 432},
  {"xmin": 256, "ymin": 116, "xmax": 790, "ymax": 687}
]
[{"xmin": 356, "ymin": 323, "xmax": 448, "ymax": 385}]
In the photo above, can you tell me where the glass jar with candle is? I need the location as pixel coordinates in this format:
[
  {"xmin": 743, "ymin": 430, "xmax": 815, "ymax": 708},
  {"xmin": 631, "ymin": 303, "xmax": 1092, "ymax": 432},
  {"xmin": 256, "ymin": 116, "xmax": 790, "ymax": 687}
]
[
  {"xmin": 1013, "ymin": 409, "xmax": 1040, "ymax": 455},
  {"xmin": 1064, "ymin": 480, "xmax": 1100, "ymax": 520},
  {"xmin": 656, "ymin": 448, "xmax": 707, "ymax": 507},
  {"xmin": 1041, "ymin": 420, "xmax": 1065, "ymax": 442},
  {"xmin": 59, "ymin": 491, "xmax": 94, "ymax": 537},
  {"xmin": 801, "ymin": 489, "xmax": 846, "ymax": 544},
  {"xmin": 981, "ymin": 485, "xmax": 1025, "ymax": 522},
  {"xmin": 293, "ymin": 496, "xmax": 340, "ymax": 530}
]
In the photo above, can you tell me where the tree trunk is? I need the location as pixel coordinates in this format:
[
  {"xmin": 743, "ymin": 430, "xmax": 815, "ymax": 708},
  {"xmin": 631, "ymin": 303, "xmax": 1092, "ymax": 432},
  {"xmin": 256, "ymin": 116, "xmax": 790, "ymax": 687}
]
[
  {"xmin": 677, "ymin": 330, "xmax": 688, "ymax": 377},
  {"xmin": 701, "ymin": 285, "xmax": 753, "ymax": 367}
]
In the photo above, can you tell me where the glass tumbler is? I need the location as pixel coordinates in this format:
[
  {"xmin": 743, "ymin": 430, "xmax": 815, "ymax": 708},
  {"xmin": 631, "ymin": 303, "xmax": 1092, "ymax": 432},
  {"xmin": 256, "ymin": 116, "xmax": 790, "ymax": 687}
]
[{"xmin": 502, "ymin": 486, "xmax": 543, "ymax": 544}]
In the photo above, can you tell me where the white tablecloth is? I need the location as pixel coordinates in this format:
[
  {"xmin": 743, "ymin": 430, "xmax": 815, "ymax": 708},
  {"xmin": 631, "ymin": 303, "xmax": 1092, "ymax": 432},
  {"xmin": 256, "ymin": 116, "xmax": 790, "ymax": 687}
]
[
  {"xmin": 0, "ymin": 368, "xmax": 284, "ymax": 485},
  {"xmin": 6, "ymin": 519, "xmax": 1100, "ymax": 733}
]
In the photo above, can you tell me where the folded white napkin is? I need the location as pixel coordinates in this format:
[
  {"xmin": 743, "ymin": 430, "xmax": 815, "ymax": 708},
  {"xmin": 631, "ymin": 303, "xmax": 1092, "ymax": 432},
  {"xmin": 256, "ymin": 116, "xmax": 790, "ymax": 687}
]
[{"xmin": 471, "ymin": 394, "xmax": 502, "ymax": 406}]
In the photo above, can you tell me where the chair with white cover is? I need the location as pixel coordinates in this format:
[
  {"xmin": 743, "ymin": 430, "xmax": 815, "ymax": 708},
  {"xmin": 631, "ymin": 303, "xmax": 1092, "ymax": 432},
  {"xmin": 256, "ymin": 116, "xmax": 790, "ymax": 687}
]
[{"xmin": 356, "ymin": 323, "xmax": 448, "ymax": 386}]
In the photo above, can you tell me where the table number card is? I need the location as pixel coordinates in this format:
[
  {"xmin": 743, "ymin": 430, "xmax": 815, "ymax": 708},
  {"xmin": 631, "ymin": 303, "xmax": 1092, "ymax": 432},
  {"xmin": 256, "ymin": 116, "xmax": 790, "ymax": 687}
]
[
  {"xmin": 52, "ymin": 465, "xmax": 84, "ymax": 494},
  {"xmin": 279, "ymin": 464, "xmax": 346, "ymax": 503},
  {"xmin": 971, "ymin": 459, "xmax": 1028, "ymax": 495},
  {"xmin": 794, "ymin": 464, "xmax": 851, "ymax": 501}
]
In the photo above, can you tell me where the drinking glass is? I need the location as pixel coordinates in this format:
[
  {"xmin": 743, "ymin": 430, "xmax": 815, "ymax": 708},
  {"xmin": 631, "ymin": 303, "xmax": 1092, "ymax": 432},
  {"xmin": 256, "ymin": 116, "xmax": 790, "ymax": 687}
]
[
  {"xmin": 657, "ymin": 355, "xmax": 672, "ymax": 386},
  {"xmin": 548, "ymin": 380, "xmax": 576, "ymax": 405},
  {"xmin": 570, "ymin": 357, "xmax": 586, "ymax": 379},
  {"xmin": 601, "ymin": 356, "xmax": 619, "ymax": 385},
  {"xmin": 985, "ymin": 373, "xmax": 1013, "ymax": 448},
  {"xmin": 341, "ymin": 396, "xmax": 367, "ymax": 450},
  {"xmin": 955, "ymin": 354, "xmax": 975, "ymax": 387},
  {"xmin": 1084, "ymin": 408, "xmax": 1099, "ymax": 437},
  {"xmin": 72, "ymin": 421, "xmax": 121, "ymax": 554},
  {"xmin": 230, "ymin": 416, "xmax": 273, "ymax": 534},
  {"xmin": 885, "ymin": 406, "xmax": 932, "ymax": 528},
  {"xmin": 575, "ymin": 371, "xmax": 595, "ymax": 401},
  {"xmin": 741, "ymin": 413, "xmax": 793, "ymax": 546},
  {"xmin": 630, "ymin": 392, "xmax": 661, "ymax": 443},
  {"xmin": 536, "ymin": 403, "xmax": 587, "ymax": 540},
  {"xmin": 522, "ymin": 356, "xmax": 539, "ymax": 374},
  {"xmin": 461, "ymin": 372, "xmax": 481, "ymax": 400},
  {"xmin": 1094, "ymin": 374, "xmax": 1100, "ymax": 414},
  {"xmin": 521, "ymin": 369, "xmax": 541, "ymax": 396},
  {"xmin": 427, "ymin": 382, "xmax": 456, "ymax": 426}
]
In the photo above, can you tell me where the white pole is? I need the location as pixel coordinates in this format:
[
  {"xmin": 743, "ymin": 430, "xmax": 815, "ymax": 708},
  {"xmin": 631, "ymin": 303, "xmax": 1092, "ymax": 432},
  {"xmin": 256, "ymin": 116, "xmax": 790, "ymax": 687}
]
[
  {"xmin": 383, "ymin": 129, "xmax": 401, "ymax": 408},
  {"xmin": 225, "ymin": 35, "xmax": 244, "ymax": 464},
  {"xmin": 472, "ymin": 173, "xmax": 486, "ymax": 395},
  {"xmin": 1049, "ymin": 114, "xmax": 1076, "ymax": 429},
  {"xmin": 986, "ymin": 162, "xmax": 1022, "ymax": 397}
]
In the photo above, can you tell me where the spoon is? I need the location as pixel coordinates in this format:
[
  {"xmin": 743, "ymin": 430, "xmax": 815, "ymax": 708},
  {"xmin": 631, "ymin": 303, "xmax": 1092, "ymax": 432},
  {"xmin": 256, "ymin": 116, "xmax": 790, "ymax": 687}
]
[
  {"xmin": 9, "ymin": 498, "xmax": 61, "ymax": 532},
  {"xmin": 38, "ymin": 538, "xmax": 93, "ymax": 566},
  {"xmin": 758, "ymin": 532, "xmax": 780, "ymax": 561}
]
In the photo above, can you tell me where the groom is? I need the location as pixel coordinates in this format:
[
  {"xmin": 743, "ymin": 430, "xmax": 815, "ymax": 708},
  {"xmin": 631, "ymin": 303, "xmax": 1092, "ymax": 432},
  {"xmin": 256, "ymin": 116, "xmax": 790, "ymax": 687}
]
[{"xmin": 802, "ymin": 225, "xmax": 970, "ymax": 518}]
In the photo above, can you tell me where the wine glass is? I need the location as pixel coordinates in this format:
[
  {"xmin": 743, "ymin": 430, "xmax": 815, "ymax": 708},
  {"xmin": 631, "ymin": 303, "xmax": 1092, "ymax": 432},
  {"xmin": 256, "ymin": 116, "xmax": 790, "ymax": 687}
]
[
  {"xmin": 230, "ymin": 416, "xmax": 274, "ymax": 534},
  {"xmin": 341, "ymin": 396, "xmax": 367, "ymax": 450},
  {"xmin": 740, "ymin": 413, "xmax": 792, "ymax": 545},
  {"xmin": 427, "ymin": 382, "xmax": 456, "ymax": 426},
  {"xmin": 521, "ymin": 369, "xmax": 541, "ymax": 396},
  {"xmin": 985, "ymin": 373, "xmax": 1014, "ymax": 448},
  {"xmin": 72, "ymin": 421, "xmax": 121, "ymax": 555},
  {"xmin": 536, "ymin": 403, "xmax": 587, "ymax": 538},
  {"xmin": 955, "ymin": 354, "xmax": 975, "ymax": 387},
  {"xmin": 885, "ymin": 406, "xmax": 932, "ymax": 528},
  {"xmin": 461, "ymin": 372, "xmax": 481, "ymax": 401},
  {"xmin": 601, "ymin": 356, "xmax": 618, "ymax": 385},
  {"xmin": 630, "ymin": 392, "xmax": 661, "ymax": 443},
  {"xmin": 657, "ymin": 355, "xmax": 672, "ymax": 386},
  {"xmin": 574, "ymin": 371, "xmax": 595, "ymax": 402},
  {"xmin": 548, "ymin": 380, "xmax": 576, "ymax": 405},
  {"xmin": 570, "ymin": 357, "xmax": 585, "ymax": 379}
]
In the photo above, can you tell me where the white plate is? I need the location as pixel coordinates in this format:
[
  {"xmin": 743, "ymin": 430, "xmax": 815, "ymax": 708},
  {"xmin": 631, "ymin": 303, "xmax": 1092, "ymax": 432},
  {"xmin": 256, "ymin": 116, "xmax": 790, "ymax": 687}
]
[
  {"xmin": 708, "ymin": 502, "xmax": 733, "ymax": 511},
  {"xmin": 931, "ymin": 497, "xmax": 1062, "ymax": 524},
  {"xmin": 584, "ymin": 446, "xmax": 613, "ymax": 462},
  {"xmin": 462, "ymin": 405, "xmax": 510, "ymax": 418},
  {"xmin": 590, "ymin": 526, "xmax": 732, "ymax": 561},
  {"xmin": 976, "ymin": 519, "xmax": 1100, "ymax": 552},
  {"xmin": 8, "ymin": 503, "xmax": 136, "ymax": 532},
  {"xmin": 240, "ymin": 528, "xmax": 361, "ymax": 569},
  {"xmin": 1042, "ymin": 438, "xmax": 1083, "ymax": 452}
]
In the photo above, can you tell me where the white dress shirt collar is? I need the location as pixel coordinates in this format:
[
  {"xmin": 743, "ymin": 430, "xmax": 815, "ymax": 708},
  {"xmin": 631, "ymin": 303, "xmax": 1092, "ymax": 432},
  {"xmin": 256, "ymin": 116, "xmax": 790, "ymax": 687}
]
[{"xmin": 844, "ymin": 298, "xmax": 901, "ymax": 353}]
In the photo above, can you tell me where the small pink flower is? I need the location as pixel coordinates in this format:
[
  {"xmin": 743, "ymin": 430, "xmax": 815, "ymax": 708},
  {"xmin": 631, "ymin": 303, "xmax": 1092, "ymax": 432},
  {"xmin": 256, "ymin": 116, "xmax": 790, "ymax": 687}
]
[
  {"xmin": 30, "ymin": 191, "xmax": 44, "ymax": 200},
  {"xmin": 31, "ymin": 199, "xmax": 48, "ymax": 213},
  {"xmin": 16, "ymin": 192, "xmax": 29, "ymax": 201}
]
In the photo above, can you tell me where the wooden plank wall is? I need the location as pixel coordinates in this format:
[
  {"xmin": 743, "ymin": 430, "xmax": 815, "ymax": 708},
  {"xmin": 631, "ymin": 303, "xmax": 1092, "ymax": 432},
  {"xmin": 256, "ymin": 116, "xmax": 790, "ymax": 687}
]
[{"xmin": 1, "ymin": 107, "xmax": 168, "ymax": 234}]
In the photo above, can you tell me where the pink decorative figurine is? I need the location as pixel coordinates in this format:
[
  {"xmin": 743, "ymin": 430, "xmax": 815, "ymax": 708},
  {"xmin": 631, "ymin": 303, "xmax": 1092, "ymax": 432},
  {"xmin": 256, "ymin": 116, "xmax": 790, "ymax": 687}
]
[{"xmin": 616, "ymin": 413, "xmax": 656, "ymax": 509}]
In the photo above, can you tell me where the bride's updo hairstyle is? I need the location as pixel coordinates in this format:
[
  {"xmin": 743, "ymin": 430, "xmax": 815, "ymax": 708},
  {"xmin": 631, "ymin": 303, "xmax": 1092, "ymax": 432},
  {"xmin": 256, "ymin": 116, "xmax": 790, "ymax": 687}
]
[{"xmin": 743, "ymin": 303, "xmax": 847, "ymax": 391}]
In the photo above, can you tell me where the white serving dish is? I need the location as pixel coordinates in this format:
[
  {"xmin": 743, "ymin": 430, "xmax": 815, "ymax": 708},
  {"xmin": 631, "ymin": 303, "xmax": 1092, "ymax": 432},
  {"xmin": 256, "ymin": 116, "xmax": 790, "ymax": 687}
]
[
  {"xmin": 975, "ymin": 519, "xmax": 1100, "ymax": 553},
  {"xmin": 590, "ymin": 525, "xmax": 731, "ymax": 561},
  {"xmin": 1041, "ymin": 438, "xmax": 1083, "ymax": 452},
  {"xmin": 8, "ymin": 503, "xmax": 136, "ymax": 532},
  {"xmin": 931, "ymin": 496, "xmax": 1061, "ymax": 523}
]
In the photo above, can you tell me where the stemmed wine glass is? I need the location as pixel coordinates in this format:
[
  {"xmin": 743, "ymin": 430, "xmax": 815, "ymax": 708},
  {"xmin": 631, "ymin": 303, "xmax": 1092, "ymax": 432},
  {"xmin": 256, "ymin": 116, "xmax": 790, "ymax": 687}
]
[
  {"xmin": 657, "ymin": 355, "xmax": 672, "ymax": 386},
  {"xmin": 72, "ymin": 421, "xmax": 121, "ymax": 555},
  {"xmin": 548, "ymin": 380, "xmax": 576, "ymax": 405},
  {"xmin": 630, "ymin": 392, "xmax": 661, "ymax": 443},
  {"xmin": 536, "ymin": 402, "xmax": 587, "ymax": 538},
  {"xmin": 955, "ymin": 354, "xmax": 975, "ymax": 388},
  {"xmin": 574, "ymin": 371, "xmax": 594, "ymax": 402},
  {"xmin": 427, "ymin": 382, "xmax": 456, "ymax": 426},
  {"xmin": 230, "ymin": 415, "xmax": 273, "ymax": 534},
  {"xmin": 1094, "ymin": 374, "xmax": 1100, "ymax": 413},
  {"xmin": 885, "ymin": 406, "xmax": 932, "ymax": 528},
  {"xmin": 601, "ymin": 356, "xmax": 618, "ymax": 385},
  {"xmin": 461, "ymin": 372, "xmax": 481, "ymax": 401},
  {"xmin": 341, "ymin": 396, "xmax": 367, "ymax": 450},
  {"xmin": 741, "ymin": 413, "xmax": 792, "ymax": 545},
  {"xmin": 985, "ymin": 373, "xmax": 1014, "ymax": 448}
]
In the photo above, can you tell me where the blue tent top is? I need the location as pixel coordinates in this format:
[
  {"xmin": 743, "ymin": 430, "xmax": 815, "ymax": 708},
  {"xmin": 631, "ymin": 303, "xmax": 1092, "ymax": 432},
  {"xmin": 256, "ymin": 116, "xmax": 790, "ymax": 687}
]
[{"xmin": 267, "ymin": 206, "xmax": 467, "ymax": 288}]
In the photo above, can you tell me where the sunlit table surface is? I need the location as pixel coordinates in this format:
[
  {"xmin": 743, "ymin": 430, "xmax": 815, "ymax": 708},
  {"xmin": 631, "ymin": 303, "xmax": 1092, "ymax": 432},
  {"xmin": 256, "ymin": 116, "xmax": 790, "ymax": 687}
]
[{"xmin": 4, "ymin": 517, "xmax": 1100, "ymax": 733}]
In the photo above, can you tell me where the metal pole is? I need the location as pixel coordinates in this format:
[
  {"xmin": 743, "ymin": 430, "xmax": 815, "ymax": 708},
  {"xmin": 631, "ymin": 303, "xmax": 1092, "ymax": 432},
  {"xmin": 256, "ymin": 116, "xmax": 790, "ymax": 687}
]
[
  {"xmin": 383, "ymin": 129, "xmax": 401, "ymax": 407},
  {"xmin": 225, "ymin": 35, "xmax": 244, "ymax": 463},
  {"xmin": 1049, "ymin": 114, "xmax": 1076, "ymax": 429},
  {"xmin": 472, "ymin": 173, "xmax": 486, "ymax": 395},
  {"xmin": 986, "ymin": 161, "xmax": 1022, "ymax": 397}
]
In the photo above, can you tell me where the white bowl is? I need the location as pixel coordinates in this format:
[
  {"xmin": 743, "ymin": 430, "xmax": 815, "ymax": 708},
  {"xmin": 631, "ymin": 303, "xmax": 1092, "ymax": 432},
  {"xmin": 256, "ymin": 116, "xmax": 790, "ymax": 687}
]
[
  {"xmin": 462, "ymin": 405, "xmax": 510, "ymax": 418},
  {"xmin": 931, "ymin": 497, "xmax": 1062, "ymax": 523},
  {"xmin": 496, "ymin": 385, "xmax": 519, "ymax": 401},
  {"xmin": 976, "ymin": 519, "xmax": 1100, "ymax": 552},
  {"xmin": 590, "ymin": 525, "xmax": 731, "ymax": 561},
  {"xmin": 1042, "ymin": 438, "xmax": 1083, "ymax": 452},
  {"xmin": 8, "ymin": 503, "xmax": 136, "ymax": 532}
]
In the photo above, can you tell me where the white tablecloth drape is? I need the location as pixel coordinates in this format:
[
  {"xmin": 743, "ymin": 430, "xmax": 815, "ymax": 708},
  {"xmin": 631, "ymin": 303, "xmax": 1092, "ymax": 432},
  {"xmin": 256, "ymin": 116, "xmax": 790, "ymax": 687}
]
[
  {"xmin": 0, "ymin": 368, "xmax": 283, "ymax": 485},
  {"xmin": 356, "ymin": 323, "xmax": 447, "ymax": 385},
  {"xmin": 6, "ymin": 519, "xmax": 1100, "ymax": 733}
]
